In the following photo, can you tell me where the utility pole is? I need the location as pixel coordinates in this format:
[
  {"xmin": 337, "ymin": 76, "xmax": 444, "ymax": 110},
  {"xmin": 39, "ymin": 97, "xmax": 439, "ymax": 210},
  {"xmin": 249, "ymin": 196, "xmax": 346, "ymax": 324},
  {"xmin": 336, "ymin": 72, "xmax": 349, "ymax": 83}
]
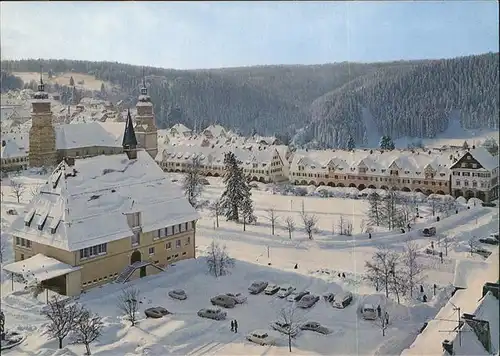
[{"xmin": 267, "ymin": 246, "xmax": 270, "ymax": 259}]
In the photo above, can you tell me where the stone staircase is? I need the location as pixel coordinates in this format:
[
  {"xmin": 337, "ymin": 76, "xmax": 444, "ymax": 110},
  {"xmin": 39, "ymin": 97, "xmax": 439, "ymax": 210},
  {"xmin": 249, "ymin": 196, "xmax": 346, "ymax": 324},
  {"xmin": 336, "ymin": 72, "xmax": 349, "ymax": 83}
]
[{"xmin": 114, "ymin": 261, "xmax": 164, "ymax": 284}]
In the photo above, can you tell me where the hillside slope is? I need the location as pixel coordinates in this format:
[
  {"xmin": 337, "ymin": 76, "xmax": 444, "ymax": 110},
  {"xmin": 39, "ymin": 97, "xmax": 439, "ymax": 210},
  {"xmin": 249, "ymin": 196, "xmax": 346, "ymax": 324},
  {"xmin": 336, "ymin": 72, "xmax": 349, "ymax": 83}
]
[{"xmin": 2, "ymin": 53, "xmax": 498, "ymax": 147}]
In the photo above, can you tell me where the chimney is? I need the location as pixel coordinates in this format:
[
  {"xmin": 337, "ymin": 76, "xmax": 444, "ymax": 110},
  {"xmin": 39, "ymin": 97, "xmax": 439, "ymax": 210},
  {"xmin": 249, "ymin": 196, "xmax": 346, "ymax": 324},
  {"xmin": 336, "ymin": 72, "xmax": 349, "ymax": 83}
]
[
  {"xmin": 65, "ymin": 156, "xmax": 75, "ymax": 166},
  {"xmin": 442, "ymin": 339, "xmax": 453, "ymax": 355}
]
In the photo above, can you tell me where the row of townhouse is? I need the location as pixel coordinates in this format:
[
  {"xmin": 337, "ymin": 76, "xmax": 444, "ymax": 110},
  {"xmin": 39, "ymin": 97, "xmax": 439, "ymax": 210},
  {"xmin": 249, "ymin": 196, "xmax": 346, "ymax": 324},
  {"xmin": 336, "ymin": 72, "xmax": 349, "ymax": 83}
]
[
  {"xmin": 157, "ymin": 141, "xmax": 498, "ymax": 202},
  {"xmin": 156, "ymin": 142, "xmax": 289, "ymax": 183},
  {"xmin": 288, "ymin": 147, "xmax": 499, "ymax": 202}
]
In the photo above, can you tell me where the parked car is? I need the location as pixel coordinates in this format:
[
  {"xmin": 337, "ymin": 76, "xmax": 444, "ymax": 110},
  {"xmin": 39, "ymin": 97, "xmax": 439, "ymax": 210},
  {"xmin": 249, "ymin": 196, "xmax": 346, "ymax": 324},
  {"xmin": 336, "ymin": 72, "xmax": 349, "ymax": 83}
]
[
  {"xmin": 246, "ymin": 330, "xmax": 276, "ymax": 346},
  {"xmin": 277, "ymin": 285, "xmax": 296, "ymax": 298},
  {"xmin": 479, "ymin": 236, "xmax": 499, "ymax": 245},
  {"xmin": 490, "ymin": 232, "xmax": 499, "ymax": 239},
  {"xmin": 6, "ymin": 208, "xmax": 17, "ymax": 215},
  {"xmin": 144, "ymin": 307, "xmax": 170, "ymax": 319},
  {"xmin": 361, "ymin": 304, "xmax": 377, "ymax": 320},
  {"xmin": 287, "ymin": 290, "xmax": 310, "ymax": 302},
  {"xmin": 300, "ymin": 321, "xmax": 331, "ymax": 335},
  {"xmin": 248, "ymin": 281, "xmax": 268, "ymax": 294},
  {"xmin": 199, "ymin": 178, "xmax": 210, "ymax": 185},
  {"xmin": 296, "ymin": 294, "xmax": 320, "ymax": 309},
  {"xmin": 264, "ymin": 284, "xmax": 280, "ymax": 295},
  {"xmin": 168, "ymin": 289, "xmax": 187, "ymax": 300},
  {"xmin": 197, "ymin": 308, "xmax": 227, "ymax": 320},
  {"xmin": 211, "ymin": 295, "xmax": 236, "ymax": 308},
  {"xmin": 271, "ymin": 321, "xmax": 300, "ymax": 337},
  {"xmin": 323, "ymin": 292, "xmax": 335, "ymax": 303},
  {"xmin": 332, "ymin": 291, "xmax": 353, "ymax": 309},
  {"xmin": 422, "ymin": 227, "xmax": 436, "ymax": 237},
  {"xmin": 226, "ymin": 293, "xmax": 247, "ymax": 304}
]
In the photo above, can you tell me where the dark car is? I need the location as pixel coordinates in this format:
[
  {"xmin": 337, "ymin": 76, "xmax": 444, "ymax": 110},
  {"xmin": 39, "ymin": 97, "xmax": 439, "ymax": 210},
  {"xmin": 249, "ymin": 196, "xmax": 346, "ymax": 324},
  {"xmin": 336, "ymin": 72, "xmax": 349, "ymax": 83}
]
[{"xmin": 145, "ymin": 307, "xmax": 170, "ymax": 319}]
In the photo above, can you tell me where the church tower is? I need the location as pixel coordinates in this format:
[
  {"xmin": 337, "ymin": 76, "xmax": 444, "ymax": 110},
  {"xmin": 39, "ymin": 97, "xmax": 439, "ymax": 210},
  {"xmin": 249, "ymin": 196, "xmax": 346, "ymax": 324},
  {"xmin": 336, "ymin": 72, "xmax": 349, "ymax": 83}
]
[
  {"xmin": 134, "ymin": 69, "xmax": 158, "ymax": 159},
  {"xmin": 29, "ymin": 70, "xmax": 57, "ymax": 168}
]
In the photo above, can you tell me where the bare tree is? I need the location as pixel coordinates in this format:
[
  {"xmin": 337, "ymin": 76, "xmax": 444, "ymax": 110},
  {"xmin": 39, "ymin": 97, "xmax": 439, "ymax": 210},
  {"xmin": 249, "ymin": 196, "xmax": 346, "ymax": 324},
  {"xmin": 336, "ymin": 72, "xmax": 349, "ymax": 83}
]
[
  {"xmin": 284, "ymin": 216, "xmax": 295, "ymax": 239},
  {"xmin": 380, "ymin": 190, "xmax": 402, "ymax": 230},
  {"xmin": 359, "ymin": 218, "xmax": 366, "ymax": 234},
  {"xmin": 367, "ymin": 192, "xmax": 382, "ymax": 226},
  {"xmin": 379, "ymin": 312, "xmax": 389, "ymax": 337},
  {"xmin": 182, "ymin": 155, "xmax": 204, "ymax": 208},
  {"xmin": 41, "ymin": 295, "xmax": 83, "ymax": 349},
  {"xmin": 209, "ymin": 199, "xmax": 222, "ymax": 228},
  {"xmin": 10, "ymin": 180, "xmax": 25, "ymax": 203},
  {"xmin": 117, "ymin": 287, "xmax": 140, "ymax": 326},
  {"xmin": 337, "ymin": 215, "xmax": 353, "ymax": 236},
  {"xmin": 439, "ymin": 197, "xmax": 456, "ymax": 218},
  {"xmin": 276, "ymin": 306, "xmax": 303, "ymax": 352},
  {"xmin": 29, "ymin": 184, "xmax": 42, "ymax": 200},
  {"xmin": 206, "ymin": 240, "xmax": 234, "ymax": 277},
  {"xmin": 427, "ymin": 196, "xmax": 440, "ymax": 217},
  {"xmin": 241, "ymin": 198, "xmax": 256, "ymax": 231},
  {"xmin": 467, "ymin": 238, "xmax": 479, "ymax": 256},
  {"xmin": 301, "ymin": 213, "xmax": 318, "ymax": 240},
  {"xmin": 72, "ymin": 309, "xmax": 104, "ymax": 355},
  {"xmin": 402, "ymin": 240, "xmax": 425, "ymax": 298},
  {"xmin": 441, "ymin": 237, "xmax": 452, "ymax": 256},
  {"xmin": 265, "ymin": 208, "xmax": 280, "ymax": 235},
  {"xmin": 365, "ymin": 246, "xmax": 400, "ymax": 298}
]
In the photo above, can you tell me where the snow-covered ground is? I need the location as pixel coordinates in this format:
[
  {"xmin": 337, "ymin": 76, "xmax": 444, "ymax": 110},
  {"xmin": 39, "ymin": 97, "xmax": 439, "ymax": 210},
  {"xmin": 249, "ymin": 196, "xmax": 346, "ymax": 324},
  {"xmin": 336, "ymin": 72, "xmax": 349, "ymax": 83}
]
[{"xmin": 1, "ymin": 171, "xmax": 498, "ymax": 355}]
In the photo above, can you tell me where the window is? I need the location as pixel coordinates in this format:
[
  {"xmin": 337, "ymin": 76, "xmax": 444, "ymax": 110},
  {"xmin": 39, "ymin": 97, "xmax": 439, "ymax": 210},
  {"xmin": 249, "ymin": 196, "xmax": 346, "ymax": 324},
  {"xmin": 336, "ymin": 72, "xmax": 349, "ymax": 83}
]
[
  {"xmin": 149, "ymin": 247, "xmax": 155, "ymax": 255},
  {"xmin": 167, "ymin": 256, "xmax": 171, "ymax": 261},
  {"xmin": 464, "ymin": 181, "xmax": 469, "ymax": 187},
  {"xmin": 26, "ymin": 240, "xmax": 31, "ymax": 248},
  {"xmin": 186, "ymin": 237, "xmax": 190, "ymax": 245},
  {"xmin": 20, "ymin": 253, "xmax": 24, "ymax": 260},
  {"xmin": 132, "ymin": 231, "xmax": 140, "ymax": 246},
  {"xmin": 185, "ymin": 222, "xmax": 189, "ymax": 231},
  {"xmin": 472, "ymin": 181, "xmax": 477, "ymax": 188},
  {"xmin": 180, "ymin": 223, "xmax": 186, "ymax": 233},
  {"xmin": 472, "ymin": 164, "xmax": 477, "ymax": 169},
  {"xmin": 79, "ymin": 243, "xmax": 107, "ymax": 260},
  {"xmin": 461, "ymin": 163, "xmax": 466, "ymax": 168},
  {"xmin": 131, "ymin": 212, "xmax": 141, "ymax": 227},
  {"xmin": 174, "ymin": 253, "xmax": 179, "ymax": 258},
  {"xmin": 182, "ymin": 252, "xmax": 187, "ymax": 256},
  {"xmin": 173, "ymin": 225, "xmax": 178, "ymax": 234},
  {"xmin": 166, "ymin": 242, "xmax": 172, "ymax": 250},
  {"xmin": 21, "ymin": 238, "xmax": 26, "ymax": 247},
  {"xmin": 176, "ymin": 240, "xmax": 181, "ymax": 248},
  {"xmin": 456, "ymin": 180, "xmax": 460, "ymax": 186},
  {"xmin": 15, "ymin": 236, "xmax": 20, "ymax": 245},
  {"xmin": 156, "ymin": 228, "xmax": 166, "ymax": 240}
]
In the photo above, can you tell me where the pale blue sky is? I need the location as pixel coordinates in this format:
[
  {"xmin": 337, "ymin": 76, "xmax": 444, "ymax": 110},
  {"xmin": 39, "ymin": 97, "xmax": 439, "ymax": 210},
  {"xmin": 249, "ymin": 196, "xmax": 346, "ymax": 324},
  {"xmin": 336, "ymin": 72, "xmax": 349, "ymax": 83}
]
[{"xmin": 1, "ymin": 1, "xmax": 498, "ymax": 69}]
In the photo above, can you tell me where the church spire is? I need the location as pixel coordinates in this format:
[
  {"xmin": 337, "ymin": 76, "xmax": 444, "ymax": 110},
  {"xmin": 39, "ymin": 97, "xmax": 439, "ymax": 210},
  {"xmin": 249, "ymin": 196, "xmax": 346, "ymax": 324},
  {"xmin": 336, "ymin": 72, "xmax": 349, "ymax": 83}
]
[
  {"xmin": 34, "ymin": 64, "xmax": 49, "ymax": 100},
  {"xmin": 122, "ymin": 109, "xmax": 138, "ymax": 159},
  {"xmin": 140, "ymin": 67, "xmax": 148, "ymax": 96}
]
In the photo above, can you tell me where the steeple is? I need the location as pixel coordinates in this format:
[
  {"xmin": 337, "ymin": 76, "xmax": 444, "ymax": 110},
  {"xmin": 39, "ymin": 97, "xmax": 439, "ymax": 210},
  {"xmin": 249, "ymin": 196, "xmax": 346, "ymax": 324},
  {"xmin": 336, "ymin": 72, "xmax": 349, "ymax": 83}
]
[
  {"xmin": 122, "ymin": 109, "xmax": 138, "ymax": 159},
  {"xmin": 140, "ymin": 67, "xmax": 148, "ymax": 96},
  {"xmin": 33, "ymin": 65, "xmax": 49, "ymax": 100}
]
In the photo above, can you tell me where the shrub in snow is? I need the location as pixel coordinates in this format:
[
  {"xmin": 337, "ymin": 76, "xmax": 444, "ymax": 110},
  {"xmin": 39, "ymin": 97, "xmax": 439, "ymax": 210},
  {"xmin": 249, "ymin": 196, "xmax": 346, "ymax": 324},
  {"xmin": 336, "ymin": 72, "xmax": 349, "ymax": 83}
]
[
  {"xmin": 294, "ymin": 187, "xmax": 307, "ymax": 196},
  {"xmin": 317, "ymin": 189, "xmax": 329, "ymax": 198},
  {"xmin": 206, "ymin": 240, "xmax": 234, "ymax": 277},
  {"xmin": 468, "ymin": 197, "xmax": 483, "ymax": 205}
]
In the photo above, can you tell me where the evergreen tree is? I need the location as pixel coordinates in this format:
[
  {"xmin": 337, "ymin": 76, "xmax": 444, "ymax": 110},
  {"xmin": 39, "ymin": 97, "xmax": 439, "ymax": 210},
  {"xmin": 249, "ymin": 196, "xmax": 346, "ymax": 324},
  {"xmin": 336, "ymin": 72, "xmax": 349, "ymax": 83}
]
[
  {"xmin": 347, "ymin": 136, "xmax": 355, "ymax": 151},
  {"xmin": 462, "ymin": 140, "xmax": 469, "ymax": 150},
  {"xmin": 387, "ymin": 137, "xmax": 395, "ymax": 150},
  {"xmin": 100, "ymin": 82, "xmax": 106, "ymax": 95},
  {"xmin": 379, "ymin": 136, "xmax": 389, "ymax": 150},
  {"xmin": 182, "ymin": 156, "xmax": 204, "ymax": 208},
  {"xmin": 482, "ymin": 137, "xmax": 499, "ymax": 156},
  {"xmin": 220, "ymin": 152, "xmax": 254, "ymax": 222},
  {"xmin": 69, "ymin": 76, "xmax": 75, "ymax": 86},
  {"xmin": 379, "ymin": 136, "xmax": 395, "ymax": 150},
  {"xmin": 241, "ymin": 197, "xmax": 256, "ymax": 231}
]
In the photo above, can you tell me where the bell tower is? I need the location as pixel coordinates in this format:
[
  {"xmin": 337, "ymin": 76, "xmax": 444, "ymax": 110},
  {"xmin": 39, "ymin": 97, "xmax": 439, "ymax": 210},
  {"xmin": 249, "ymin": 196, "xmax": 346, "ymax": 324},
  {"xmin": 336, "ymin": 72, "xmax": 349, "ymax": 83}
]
[
  {"xmin": 134, "ymin": 68, "xmax": 158, "ymax": 159},
  {"xmin": 29, "ymin": 67, "xmax": 57, "ymax": 168}
]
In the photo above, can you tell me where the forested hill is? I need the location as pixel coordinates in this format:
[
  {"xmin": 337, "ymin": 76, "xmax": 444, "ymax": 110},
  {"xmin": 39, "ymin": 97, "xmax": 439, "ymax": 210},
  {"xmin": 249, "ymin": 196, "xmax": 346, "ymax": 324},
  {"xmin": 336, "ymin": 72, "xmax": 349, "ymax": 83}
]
[{"xmin": 2, "ymin": 52, "xmax": 498, "ymax": 148}]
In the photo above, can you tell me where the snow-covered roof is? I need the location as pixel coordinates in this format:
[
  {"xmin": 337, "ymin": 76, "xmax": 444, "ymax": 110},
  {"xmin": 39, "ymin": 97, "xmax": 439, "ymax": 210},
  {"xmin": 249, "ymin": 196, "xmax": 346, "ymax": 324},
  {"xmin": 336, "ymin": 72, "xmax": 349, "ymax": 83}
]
[
  {"xmin": 290, "ymin": 148, "xmax": 461, "ymax": 178},
  {"xmin": 453, "ymin": 259, "xmax": 490, "ymax": 289},
  {"xmin": 203, "ymin": 124, "xmax": 227, "ymax": 137},
  {"xmin": 160, "ymin": 142, "xmax": 280, "ymax": 168},
  {"xmin": 468, "ymin": 147, "xmax": 499, "ymax": 171},
  {"xmin": 402, "ymin": 256, "xmax": 499, "ymax": 356},
  {"xmin": 170, "ymin": 124, "xmax": 192, "ymax": 134},
  {"xmin": 1, "ymin": 133, "xmax": 29, "ymax": 159},
  {"xmin": 55, "ymin": 122, "xmax": 122, "ymax": 150},
  {"xmin": 3, "ymin": 253, "xmax": 81, "ymax": 282},
  {"xmin": 10, "ymin": 150, "xmax": 200, "ymax": 251}
]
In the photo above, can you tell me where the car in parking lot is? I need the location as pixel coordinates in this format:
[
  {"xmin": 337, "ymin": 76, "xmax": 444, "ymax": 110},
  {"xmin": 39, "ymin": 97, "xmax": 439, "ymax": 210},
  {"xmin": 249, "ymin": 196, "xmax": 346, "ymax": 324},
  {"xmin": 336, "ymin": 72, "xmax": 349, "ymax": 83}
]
[
  {"xmin": 211, "ymin": 295, "xmax": 236, "ymax": 308},
  {"xmin": 226, "ymin": 293, "xmax": 247, "ymax": 304},
  {"xmin": 197, "ymin": 308, "xmax": 227, "ymax": 320},
  {"xmin": 332, "ymin": 291, "xmax": 353, "ymax": 309},
  {"xmin": 248, "ymin": 281, "xmax": 268, "ymax": 294},
  {"xmin": 264, "ymin": 284, "xmax": 280, "ymax": 295},
  {"xmin": 168, "ymin": 289, "xmax": 187, "ymax": 300},
  {"xmin": 246, "ymin": 330, "xmax": 276, "ymax": 346},
  {"xmin": 479, "ymin": 235, "xmax": 499, "ymax": 245},
  {"xmin": 277, "ymin": 285, "xmax": 296, "ymax": 298},
  {"xmin": 323, "ymin": 292, "xmax": 335, "ymax": 303},
  {"xmin": 271, "ymin": 321, "xmax": 300, "ymax": 337},
  {"xmin": 296, "ymin": 294, "xmax": 320, "ymax": 308},
  {"xmin": 144, "ymin": 307, "xmax": 170, "ymax": 319},
  {"xmin": 287, "ymin": 290, "xmax": 310, "ymax": 302},
  {"xmin": 300, "ymin": 321, "xmax": 331, "ymax": 335},
  {"xmin": 361, "ymin": 304, "xmax": 377, "ymax": 320}
]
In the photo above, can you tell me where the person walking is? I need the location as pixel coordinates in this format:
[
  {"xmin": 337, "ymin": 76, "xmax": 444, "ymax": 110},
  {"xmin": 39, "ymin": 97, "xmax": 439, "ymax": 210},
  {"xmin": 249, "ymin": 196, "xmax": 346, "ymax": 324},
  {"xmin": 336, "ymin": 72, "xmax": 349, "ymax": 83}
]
[
  {"xmin": 368, "ymin": 232, "xmax": 372, "ymax": 239},
  {"xmin": 385, "ymin": 312, "xmax": 389, "ymax": 325},
  {"xmin": 433, "ymin": 283, "xmax": 437, "ymax": 296},
  {"xmin": 234, "ymin": 320, "xmax": 238, "ymax": 333},
  {"xmin": 230, "ymin": 320, "xmax": 234, "ymax": 332},
  {"xmin": 377, "ymin": 305, "xmax": 382, "ymax": 318}
]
